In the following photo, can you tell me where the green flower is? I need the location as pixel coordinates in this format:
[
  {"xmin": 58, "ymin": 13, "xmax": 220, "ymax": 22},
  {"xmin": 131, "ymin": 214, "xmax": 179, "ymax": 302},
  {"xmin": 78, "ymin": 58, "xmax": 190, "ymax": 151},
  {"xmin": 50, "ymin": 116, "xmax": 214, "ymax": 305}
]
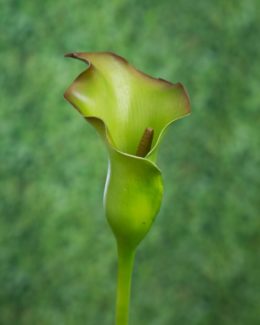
[{"xmin": 64, "ymin": 52, "xmax": 190, "ymax": 325}]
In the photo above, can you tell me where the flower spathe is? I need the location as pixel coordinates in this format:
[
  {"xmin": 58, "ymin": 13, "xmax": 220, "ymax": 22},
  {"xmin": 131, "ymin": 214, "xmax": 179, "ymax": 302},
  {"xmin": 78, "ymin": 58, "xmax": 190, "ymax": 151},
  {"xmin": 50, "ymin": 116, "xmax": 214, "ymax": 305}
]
[{"xmin": 64, "ymin": 52, "xmax": 191, "ymax": 249}]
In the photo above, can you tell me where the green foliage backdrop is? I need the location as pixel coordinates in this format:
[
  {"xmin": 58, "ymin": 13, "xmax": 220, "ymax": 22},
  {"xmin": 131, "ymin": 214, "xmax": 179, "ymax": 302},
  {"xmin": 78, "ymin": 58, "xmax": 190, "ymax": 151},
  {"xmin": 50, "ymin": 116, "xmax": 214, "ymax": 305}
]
[{"xmin": 0, "ymin": 0, "xmax": 259, "ymax": 324}]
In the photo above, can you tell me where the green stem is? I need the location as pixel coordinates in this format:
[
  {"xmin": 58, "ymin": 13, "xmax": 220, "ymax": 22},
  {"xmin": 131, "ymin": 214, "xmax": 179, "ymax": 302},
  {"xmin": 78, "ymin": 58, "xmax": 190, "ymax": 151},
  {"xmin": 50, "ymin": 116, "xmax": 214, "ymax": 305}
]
[{"xmin": 116, "ymin": 242, "xmax": 136, "ymax": 325}]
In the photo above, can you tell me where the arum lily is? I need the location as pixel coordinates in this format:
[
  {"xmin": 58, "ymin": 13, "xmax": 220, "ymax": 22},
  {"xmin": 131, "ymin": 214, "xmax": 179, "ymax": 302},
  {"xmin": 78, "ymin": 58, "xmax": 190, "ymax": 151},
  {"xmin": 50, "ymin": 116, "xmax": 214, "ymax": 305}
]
[{"xmin": 64, "ymin": 52, "xmax": 191, "ymax": 325}]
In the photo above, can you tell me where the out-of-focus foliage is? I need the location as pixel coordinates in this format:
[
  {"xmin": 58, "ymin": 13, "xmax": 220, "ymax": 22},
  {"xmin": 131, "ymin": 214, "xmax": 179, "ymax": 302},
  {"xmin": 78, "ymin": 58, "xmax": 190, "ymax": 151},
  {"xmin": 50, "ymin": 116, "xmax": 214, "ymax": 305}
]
[{"xmin": 0, "ymin": 0, "xmax": 259, "ymax": 324}]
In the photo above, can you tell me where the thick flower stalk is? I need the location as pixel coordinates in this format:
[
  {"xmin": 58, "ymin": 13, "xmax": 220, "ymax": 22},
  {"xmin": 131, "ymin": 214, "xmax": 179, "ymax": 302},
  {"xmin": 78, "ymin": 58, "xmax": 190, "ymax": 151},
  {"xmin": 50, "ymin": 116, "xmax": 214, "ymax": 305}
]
[{"xmin": 64, "ymin": 52, "xmax": 191, "ymax": 325}]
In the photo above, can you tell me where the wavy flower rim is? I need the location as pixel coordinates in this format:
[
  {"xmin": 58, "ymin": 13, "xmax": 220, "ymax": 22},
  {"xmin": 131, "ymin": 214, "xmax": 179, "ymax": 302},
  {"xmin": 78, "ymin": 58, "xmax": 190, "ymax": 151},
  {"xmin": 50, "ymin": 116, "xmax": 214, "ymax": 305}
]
[{"xmin": 64, "ymin": 52, "xmax": 191, "ymax": 168}]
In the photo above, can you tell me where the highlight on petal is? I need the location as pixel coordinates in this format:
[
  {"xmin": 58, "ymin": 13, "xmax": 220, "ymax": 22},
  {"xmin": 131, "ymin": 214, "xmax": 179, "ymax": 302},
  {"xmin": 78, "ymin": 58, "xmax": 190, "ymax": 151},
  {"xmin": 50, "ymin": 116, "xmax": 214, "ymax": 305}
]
[{"xmin": 64, "ymin": 52, "xmax": 191, "ymax": 159}]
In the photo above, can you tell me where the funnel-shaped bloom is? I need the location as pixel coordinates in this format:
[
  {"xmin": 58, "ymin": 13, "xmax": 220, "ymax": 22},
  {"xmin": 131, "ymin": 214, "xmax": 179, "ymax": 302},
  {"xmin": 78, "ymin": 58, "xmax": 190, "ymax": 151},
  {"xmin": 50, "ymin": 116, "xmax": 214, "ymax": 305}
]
[
  {"xmin": 64, "ymin": 52, "xmax": 190, "ymax": 325},
  {"xmin": 64, "ymin": 52, "xmax": 190, "ymax": 249}
]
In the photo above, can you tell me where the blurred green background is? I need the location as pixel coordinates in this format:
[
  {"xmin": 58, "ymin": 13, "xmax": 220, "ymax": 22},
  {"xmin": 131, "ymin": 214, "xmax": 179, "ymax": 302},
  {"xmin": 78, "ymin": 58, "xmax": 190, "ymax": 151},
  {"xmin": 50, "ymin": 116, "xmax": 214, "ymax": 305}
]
[{"xmin": 1, "ymin": 0, "xmax": 259, "ymax": 324}]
